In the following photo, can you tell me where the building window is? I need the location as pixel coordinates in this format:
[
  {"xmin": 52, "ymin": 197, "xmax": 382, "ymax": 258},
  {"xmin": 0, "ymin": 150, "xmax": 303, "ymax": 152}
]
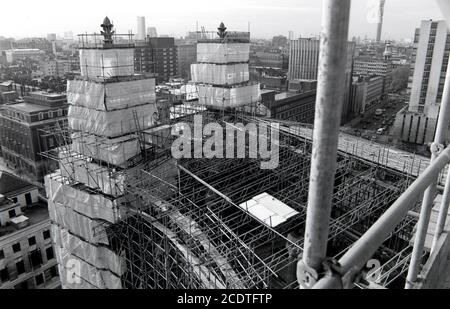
[
  {"xmin": 16, "ymin": 260, "xmax": 25, "ymax": 275},
  {"xmin": 8, "ymin": 209, "xmax": 16, "ymax": 218},
  {"xmin": 46, "ymin": 247, "xmax": 54, "ymax": 260},
  {"xmin": 0, "ymin": 249, "xmax": 4, "ymax": 260},
  {"xmin": 12, "ymin": 243, "xmax": 21, "ymax": 253},
  {"xmin": 43, "ymin": 230, "xmax": 51, "ymax": 240},
  {"xmin": 28, "ymin": 249, "xmax": 43, "ymax": 269},
  {"xmin": 35, "ymin": 273, "xmax": 44, "ymax": 286},
  {"xmin": 28, "ymin": 236, "xmax": 36, "ymax": 246},
  {"xmin": 0, "ymin": 268, "xmax": 10, "ymax": 282}
]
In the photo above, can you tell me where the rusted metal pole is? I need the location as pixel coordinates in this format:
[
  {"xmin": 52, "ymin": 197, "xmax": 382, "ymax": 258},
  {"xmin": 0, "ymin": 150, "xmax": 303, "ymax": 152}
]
[
  {"xmin": 313, "ymin": 146, "xmax": 450, "ymax": 289},
  {"xmin": 298, "ymin": 0, "xmax": 351, "ymax": 288},
  {"xmin": 405, "ymin": 0, "xmax": 450, "ymax": 288}
]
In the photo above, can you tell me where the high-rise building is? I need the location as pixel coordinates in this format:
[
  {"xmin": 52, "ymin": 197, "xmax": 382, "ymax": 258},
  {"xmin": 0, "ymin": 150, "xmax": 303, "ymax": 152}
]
[
  {"xmin": 45, "ymin": 17, "xmax": 159, "ymax": 289},
  {"xmin": 136, "ymin": 16, "xmax": 146, "ymax": 41},
  {"xmin": 393, "ymin": 20, "xmax": 450, "ymax": 144},
  {"xmin": 147, "ymin": 27, "xmax": 157, "ymax": 38},
  {"xmin": 272, "ymin": 35, "xmax": 288, "ymax": 48},
  {"xmin": 288, "ymin": 31, "xmax": 294, "ymax": 41},
  {"xmin": 192, "ymin": 23, "xmax": 259, "ymax": 108},
  {"xmin": 376, "ymin": 0, "xmax": 386, "ymax": 42},
  {"xmin": 288, "ymin": 38, "xmax": 355, "ymax": 122},
  {"xmin": 135, "ymin": 37, "xmax": 178, "ymax": 83}
]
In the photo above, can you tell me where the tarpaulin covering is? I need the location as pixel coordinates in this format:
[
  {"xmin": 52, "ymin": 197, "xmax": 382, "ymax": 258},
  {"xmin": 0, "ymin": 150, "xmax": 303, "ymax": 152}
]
[
  {"xmin": 191, "ymin": 63, "xmax": 249, "ymax": 85},
  {"xmin": 80, "ymin": 48, "xmax": 134, "ymax": 78},
  {"xmin": 55, "ymin": 245, "xmax": 122, "ymax": 289},
  {"xmin": 46, "ymin": 172, "xmax": 126, "ymax": 224},
  {"xmin": 68, "ymin": 103, "xmax": 158, "ymax": 137},
  {"xmin": 71, "ymin": 133, "xmax": 141, "ymax": 166},
  {"xmin": 58, "ymin": 149, "xmax": 131, "ymax": 197},
  {"xmin": 53, "ymin": 225, "xmax": 125, "ymax": 276},
  {"xmin": 67, "ymin": 78, "xmax": 156, "ymax": 111},
  {"xmin": 196, "ymin": 43, "xmax": 250, "ymax": 63},
  {"xmin": 197, "ymin": 84, "xmax": 261, "ymax": 108}
]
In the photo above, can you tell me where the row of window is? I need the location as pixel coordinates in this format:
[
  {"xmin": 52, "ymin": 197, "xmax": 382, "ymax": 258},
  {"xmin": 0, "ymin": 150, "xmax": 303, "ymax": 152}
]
[{"xmin": 0, "ymin": 246, "xmax": 54, "ymax": 284}]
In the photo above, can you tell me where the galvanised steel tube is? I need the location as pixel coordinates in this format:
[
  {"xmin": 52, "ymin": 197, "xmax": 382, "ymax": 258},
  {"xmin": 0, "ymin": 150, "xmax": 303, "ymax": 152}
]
[
  {"xmin": 312, "ymin": 145, "xmax": 450, "ymax": 289},
  {"xmin": 302, "ymin": 0, "xmax": 351, "ymax": 273},
  {"xmin": 431, "ymin": 0, "xmax": 450, "ymax": 256},
  {"xmin": 405, "ymin": 1, "xmax": 450, "ymax": 288}
]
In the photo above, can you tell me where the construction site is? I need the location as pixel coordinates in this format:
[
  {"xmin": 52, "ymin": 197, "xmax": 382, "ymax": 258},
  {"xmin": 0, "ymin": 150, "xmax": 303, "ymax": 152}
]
[{"xmin": 40, "ymin": 11, "xmax": 450, "ymax": 290}]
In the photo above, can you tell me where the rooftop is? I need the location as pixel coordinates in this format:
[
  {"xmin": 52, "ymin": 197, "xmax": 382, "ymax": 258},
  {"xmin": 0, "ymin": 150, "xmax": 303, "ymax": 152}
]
[
  {"xmin": 0, "ymin": 203, "xmax": 49, "ymax": 238},
  {"xmin": 5, "ymin": 102, "xmax": 56, "ymax": 114},
  {"xmin": 0, "ymin": 171, "xmax": 35, "ymax": 197}
]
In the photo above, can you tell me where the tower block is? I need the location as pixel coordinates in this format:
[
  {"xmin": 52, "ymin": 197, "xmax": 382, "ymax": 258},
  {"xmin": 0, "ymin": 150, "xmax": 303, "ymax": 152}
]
[
  {"xmin": 44, "ymin": 17, "xmax": 158, "ymax": 288},
  {"xmin": 191, "ymin": 22, "xmax": 260, "ymax": 109}
]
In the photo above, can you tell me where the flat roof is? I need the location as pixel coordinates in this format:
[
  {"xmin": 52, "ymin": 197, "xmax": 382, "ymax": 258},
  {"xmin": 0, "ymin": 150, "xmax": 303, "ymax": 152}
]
[
  {"xmin": 6, "ymin": 102, "xmax": 54, "ymax": 113},
  {"xmin": 0, "ymin": 203, "xmax": 49, "ymax": 238}
]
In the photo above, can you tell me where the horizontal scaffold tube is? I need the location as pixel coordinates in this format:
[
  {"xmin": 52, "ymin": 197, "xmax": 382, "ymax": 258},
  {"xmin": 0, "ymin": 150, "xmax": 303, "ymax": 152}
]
[{"xmin": 313, "ymin": 145, "xmax": 450, "ymax": 289}]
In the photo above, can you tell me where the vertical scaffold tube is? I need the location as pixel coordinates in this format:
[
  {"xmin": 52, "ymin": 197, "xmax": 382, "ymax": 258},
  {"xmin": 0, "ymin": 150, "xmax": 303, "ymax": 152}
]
[
  {"xmin": 406, "ymin": 0, "xmax": 450, "ymax": 288},
  {"xmin": 299, "ymin": 0, "xmax": 351, "ymax": 287}
]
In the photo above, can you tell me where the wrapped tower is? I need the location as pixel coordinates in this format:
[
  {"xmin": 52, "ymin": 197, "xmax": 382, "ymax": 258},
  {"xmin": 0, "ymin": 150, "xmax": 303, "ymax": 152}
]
[
  {"xmin": 191, "ymin": 22, "xmax": 260, "ymax": 108},
  {"xmin": 44, "ymin": 17, "xmax": 159, "ymax": 288}
]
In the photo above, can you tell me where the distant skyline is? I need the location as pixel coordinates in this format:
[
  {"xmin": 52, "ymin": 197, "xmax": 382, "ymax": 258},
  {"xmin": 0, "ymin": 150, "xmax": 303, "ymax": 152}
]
[{"xmin": 0, "ymin": 0, "xmax": 444, "ymax": 41}]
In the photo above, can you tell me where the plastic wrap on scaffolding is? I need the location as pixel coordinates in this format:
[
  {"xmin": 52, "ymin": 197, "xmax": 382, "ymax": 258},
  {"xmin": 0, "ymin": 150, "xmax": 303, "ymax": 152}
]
[
  {"xmin": 79, "ymin": 48, "xmax": 134, "ymax": 78},
  {"xmin": 68, "ymin": 103, "xmax": 158, "ymax": 137},
  {"xmin": 196, "ymin": 43, "xmax": 250, "ymax": 63},
  {"xmin": 197, "ymin": 84, "xmax": 261, "ymax": 108},
  {"xmin": 67, "ymin": 78, "xmax": 156, "ymax": 111},
  {"xmin": 191, "ymin": 63, "xmax": 249, "ymax": 85},
  {"xmin": 55, "ymin": 245, "xmax": 122, "ymax": 289},
  {"xmin": 58, "ymin": 149, "xmax": 132, "ymax": 196},
  {"xmin": 46, "ymin": 172, "xmax": 126, "ymax": 224},
  {"xmin": 52, "ymin": 225, "xmax": 125, "ymax": 276},
  {"xmin": 71, "ymin": 133, "xmax": 141, "ymax": 166}
]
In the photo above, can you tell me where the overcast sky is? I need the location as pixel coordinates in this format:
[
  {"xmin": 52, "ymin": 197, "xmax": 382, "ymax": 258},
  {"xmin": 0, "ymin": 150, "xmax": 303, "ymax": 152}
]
[{"xmin": 0, "ymin": 0, "xmax": 444, "ymax": 40}]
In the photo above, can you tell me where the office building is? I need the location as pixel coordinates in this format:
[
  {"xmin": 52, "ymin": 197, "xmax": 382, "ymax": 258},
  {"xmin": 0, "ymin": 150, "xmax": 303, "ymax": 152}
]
[
  {"xmin": 288, "ymin": 38, "xmax": 355, "ymax": 122},
  {"xmin": 135, "ymin": 37, "xmax": 178, "ymax": 83},
  {"xmin": 393, "ymin": 20, "xmax": 450, "ymax": 144},
  {"xmin": 0, "ymin": 92, "xmax": 67, "ymax": 183},
  {"xmin": 0, "ymin": 172, "xmax": 59, "ymax": 289}
]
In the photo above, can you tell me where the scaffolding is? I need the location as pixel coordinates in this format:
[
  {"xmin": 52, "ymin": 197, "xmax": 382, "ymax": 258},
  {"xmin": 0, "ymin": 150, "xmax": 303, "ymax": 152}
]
[{"xmin": 40, "ymin": 101, "xmax": 423, "ymax": 289}]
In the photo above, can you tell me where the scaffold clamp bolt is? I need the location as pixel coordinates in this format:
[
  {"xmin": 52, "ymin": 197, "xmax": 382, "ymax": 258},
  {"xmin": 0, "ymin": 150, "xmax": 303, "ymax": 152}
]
[
  {"xmin": 297, "ymin": 260, "xmax": 319, "ymax": 289},
  {"xmin": 431, "ymin": 142, "xmax": 444, "ymax": 156}
]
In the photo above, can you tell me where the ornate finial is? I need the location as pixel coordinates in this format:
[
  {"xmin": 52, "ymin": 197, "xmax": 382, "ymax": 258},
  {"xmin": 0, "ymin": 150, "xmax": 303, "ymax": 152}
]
[
  {"xmin": 101, "ymin": 16, "xmax": 115, "ymax": 45},
  {"xmin": 217, "ymin": 22, "xmax": 227, "ymax": 39}
]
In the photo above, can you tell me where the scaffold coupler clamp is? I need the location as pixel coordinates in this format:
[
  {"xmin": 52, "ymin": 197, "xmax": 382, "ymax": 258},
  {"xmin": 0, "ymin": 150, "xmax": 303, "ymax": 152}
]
[
  {"xmin": 322, "ymin": 258, "xmax": 361, "ymax": 289},
  {"xmin": 430, "ymin": 142, "xmax": 444, "ymax": 156},
  {"xmin": 297, "ymin": 260, "xmax": 319, "ymax": 289}
]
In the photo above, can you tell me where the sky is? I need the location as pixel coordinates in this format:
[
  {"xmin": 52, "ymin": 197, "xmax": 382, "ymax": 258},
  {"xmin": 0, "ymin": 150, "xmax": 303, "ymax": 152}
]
[{"xmin": 0, "ymin": 0, "xmax": 444, "ymax": 41}]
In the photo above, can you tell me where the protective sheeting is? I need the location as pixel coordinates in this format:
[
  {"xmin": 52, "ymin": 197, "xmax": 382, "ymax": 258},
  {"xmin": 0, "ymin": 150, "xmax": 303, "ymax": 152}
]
[
  {"xmin": 197, "ymin": 84, "xmax": 261, "ymax": 108},
  {"xmin": 191, "ymin": 63, "xmax": 249, "ymax": 85},
  {"xmin": 67, "ymin": 78, "xmax": 156, "ymax": 111},
  {"xmin": 58, "ymin": 149, "xmax": 130, "ymax": 196},
  {"xmin": 80, "ymin": 48, "xmax": 134, "ymax": 78},
  {"xmin": 197, "ymin": 43, "xmax": 250, "ymax": 63},
  {"xmin": 55, "ymin": 245, "xmax": 122, "ymax": 289},
  {"xmin": 68, "ymin": 103, "xmax": 158, "ymax": 137},
  {"xmin": 71, "ymin": 133, "xmax": 141, "ymax": 166},
  {"xmin": 46, "ymin": 172, "xmax": 126, "ymax": 224},
  {"xmin": 52, "ymin": 225, "xmax": 125, "ymax": 276}
]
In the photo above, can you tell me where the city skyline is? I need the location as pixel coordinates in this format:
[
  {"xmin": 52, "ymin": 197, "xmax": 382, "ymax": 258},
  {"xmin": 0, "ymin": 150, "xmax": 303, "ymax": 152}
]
[{"xmin": 0, "ymin": 0, "xmax": 444, "ymax": 41}]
